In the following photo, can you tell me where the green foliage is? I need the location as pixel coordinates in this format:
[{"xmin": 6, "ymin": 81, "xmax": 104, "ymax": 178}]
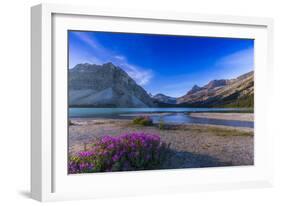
[
  {"xmin": 223, "ymin": 94, "xmax": 254, "ymax": 108},
  {"xmin": 133, "ymin": 116, "xmax": 153, "ymax": 126},
  {"xmin": 158, "ymin": 117, "xmax": 165, "ymax": 130}
]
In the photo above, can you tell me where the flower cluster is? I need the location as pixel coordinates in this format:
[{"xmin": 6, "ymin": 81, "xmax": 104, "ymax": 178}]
[
  {"xmin": 132, "ymin": 116, "xmax": 153, "ymax": 126},
  {"xmin": 68, "ymin": 132, "xmax": 169, "ymax": 174}
]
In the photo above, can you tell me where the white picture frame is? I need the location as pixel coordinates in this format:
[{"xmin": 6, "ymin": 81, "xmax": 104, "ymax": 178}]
[{"xmin": 31, "ymin": 3, "xmax": 274, "ymax": 202}]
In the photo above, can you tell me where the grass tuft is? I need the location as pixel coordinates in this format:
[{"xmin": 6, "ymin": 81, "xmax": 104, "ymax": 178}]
[
  {"xmin": 133, "ymin": 116, "xmax": 153, "ymax": 126},
  {"xmin": 205, "ymin": 127, "xmax": 253, "ymax": 137}
]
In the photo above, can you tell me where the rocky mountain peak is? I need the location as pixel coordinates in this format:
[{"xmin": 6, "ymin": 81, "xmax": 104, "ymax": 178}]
[
  {"xmin": 192, "ymin": 85, "xmax": 200, "ymax": 90},
  {"xmin": 186, "ymin": 84, "xmax": 202, "ymax": 95},
  {"xmin": 102, "ymin": 62, "xmax": 116, "ymax": 69},
  {"xmin": 237, "ymin": 71, "xmax": 254, "ymax": 80},
  {"xmin": 72, "ymin": 63, "xmax": 97, "ymax": 71},
  {"xmin": 204, "ymin": 79, "xmax": 228, "ymax": 89},
  {"xmin": 69, "ymin": 63, "xmax": 155, "ymax": 108}
]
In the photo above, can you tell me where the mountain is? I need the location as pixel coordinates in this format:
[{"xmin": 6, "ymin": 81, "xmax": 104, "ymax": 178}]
[
  {"xmin": 69, "ymin": 63, "xmax": 155, "ymax": 108},
  {"xmin": 152, "ymin": 93, "xmax": 177, "ymax": 104},
  {"xmin": 69, "ymin": 63, "xmax": 254, "ymax": 108},
  {"xmin": 203, "ymin": 79, "xmax": 229, "ymax": 89},
  {"xmin": 185, "ymin": 85, "xmax": 202, "ymax": 96},
  {"xmin": 177, "ymin": 71, "xmax": 254, "ymax": 108}
]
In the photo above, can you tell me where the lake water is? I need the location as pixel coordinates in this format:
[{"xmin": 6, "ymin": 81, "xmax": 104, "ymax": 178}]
[{"xmin": 69, "ymin": 107, "xmax": 254, "ymax": 128}]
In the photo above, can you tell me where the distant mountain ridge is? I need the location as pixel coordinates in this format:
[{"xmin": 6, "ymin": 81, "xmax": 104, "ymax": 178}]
[
  {"xmin": 152, "ymin": 93, "xmax": 177, "ymax": 104},
  {"xmin": 69, "ymin": 62, "xmax": 254, "ymax": 108},
  {"xmin": 177, "ymin": 71, "xmax": 254, "ymax": 108}
]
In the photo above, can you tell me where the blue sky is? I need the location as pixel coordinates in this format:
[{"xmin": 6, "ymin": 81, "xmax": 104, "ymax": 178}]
[{"xmin": 69, "ymin": 31, "xmax": 254, "ymax": 97}]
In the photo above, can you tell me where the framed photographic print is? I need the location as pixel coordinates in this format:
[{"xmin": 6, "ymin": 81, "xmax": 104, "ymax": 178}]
[{"xmin": 31, "ymin": 3, "xmax": 274, "ymax": 201}]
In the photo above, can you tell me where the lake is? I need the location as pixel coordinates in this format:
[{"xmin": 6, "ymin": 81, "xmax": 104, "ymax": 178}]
[{"xmin": 69, "ymin": 107, "xmax": 254, "ymax": 128}]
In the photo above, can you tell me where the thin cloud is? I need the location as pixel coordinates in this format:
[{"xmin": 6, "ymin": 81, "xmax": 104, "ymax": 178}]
[
  {"xmin": 119, "ymin": 63, "xmax": 153, "ymax": 86},
  {"xmin": 73, "ymin": 32, "xmax": 100, "ymax": 49},
  {"xmin": 71, "ymin": 32, "xmax": 153, "ymax": 86},
  {"xmin": 216, "ymin": 48, "xmax": 254, "ymax": 69},
  {"xmin": 114, "ymin": 55, "xmax": 126, "ymax": 61}
]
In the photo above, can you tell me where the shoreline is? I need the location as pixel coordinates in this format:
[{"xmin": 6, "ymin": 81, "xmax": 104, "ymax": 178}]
[
  {"xmin": 69, "ymin": 117, "xmax": 253, "ymax": 132},
  {"xmin": 70, "ymin": 112, "xmax": 254, "ymax": 129}
]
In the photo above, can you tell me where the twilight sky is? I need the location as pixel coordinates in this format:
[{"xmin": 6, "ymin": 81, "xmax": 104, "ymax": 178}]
[{"xmin": 68, "ymin": 31, "xmax": 254, "ymax": 97}]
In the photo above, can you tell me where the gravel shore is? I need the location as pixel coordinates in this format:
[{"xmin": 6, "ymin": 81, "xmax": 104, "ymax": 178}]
[
  {"xmin": 189, "ymin": 112, "xmax": 254, "ymax": 122},
  {"xmin": 69, "ymin": 118, "xmax": 254, "ymax": 169}
]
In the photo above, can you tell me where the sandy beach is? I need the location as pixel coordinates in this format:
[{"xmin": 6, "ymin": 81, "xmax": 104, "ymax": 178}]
[
  {"xmin": 189, "ymin": 112, "xmax": 254, "ymax": 122},
  {"xmin": 69, "ymin": 114, "xmax": 254, "ymax": 169}
]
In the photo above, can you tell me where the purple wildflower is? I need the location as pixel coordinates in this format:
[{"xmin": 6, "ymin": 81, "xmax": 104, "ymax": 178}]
[
  {"xmin": 78, "ymin": 151, "xmax": 94, "ymax": 157},
  {"xmin": 68, "ymin": 132, "xmax": 169, "ymax": 174}
]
